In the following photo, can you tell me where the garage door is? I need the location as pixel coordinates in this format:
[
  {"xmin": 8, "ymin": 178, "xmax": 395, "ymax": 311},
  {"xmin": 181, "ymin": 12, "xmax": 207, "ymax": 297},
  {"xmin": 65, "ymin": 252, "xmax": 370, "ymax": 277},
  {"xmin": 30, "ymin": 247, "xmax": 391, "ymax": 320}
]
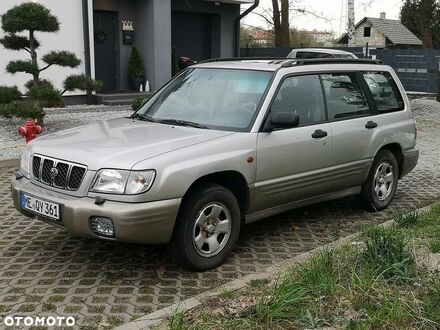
[{"xmin": 171, "ymin": 11, "xmax": 215, "ymax": 62}]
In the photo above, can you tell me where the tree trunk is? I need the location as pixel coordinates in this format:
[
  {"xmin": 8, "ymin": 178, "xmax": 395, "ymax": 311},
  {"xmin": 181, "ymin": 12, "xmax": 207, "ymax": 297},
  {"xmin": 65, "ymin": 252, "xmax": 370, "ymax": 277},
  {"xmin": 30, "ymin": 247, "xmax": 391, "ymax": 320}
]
[
  {"xmin": 29, "ymin": 30, "xmax": 40, "ymax": 83},
  {"xmin": 420, "ymin": 0, "xmax": 433, "ymax": 48},
  {"xmin": 272, "ymin": 0, "xmax": 290, "ymax": 48},
  {"xmin": 280, "ymin": 0, "xmax": 290, "ymax": 47},
  {"xmin": 272, "ymin": 0, "xmax": 282, "ymax": 47}
]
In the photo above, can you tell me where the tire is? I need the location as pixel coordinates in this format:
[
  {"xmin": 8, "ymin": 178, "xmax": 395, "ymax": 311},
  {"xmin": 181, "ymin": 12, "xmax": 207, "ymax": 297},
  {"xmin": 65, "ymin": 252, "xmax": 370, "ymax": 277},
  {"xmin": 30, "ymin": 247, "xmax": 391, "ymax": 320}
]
[
  {"xmin": 167, "ymin": 184, "xmax": 241, "ymax": 271},
  {"xmin": 360, "ymin": 150, "xmax": 399, "ymax": 212}
]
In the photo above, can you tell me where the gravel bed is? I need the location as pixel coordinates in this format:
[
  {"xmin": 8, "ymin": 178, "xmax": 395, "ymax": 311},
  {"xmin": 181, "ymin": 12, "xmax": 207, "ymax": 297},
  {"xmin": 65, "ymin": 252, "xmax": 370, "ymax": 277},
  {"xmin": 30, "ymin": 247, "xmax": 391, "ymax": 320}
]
[
  {"xmin": 0, "ymin": 105, "xmax": 132, "ymax": 160},
  {"xmin": 411, "ymin": 99, "xmax": 440, "ymax": 173}
]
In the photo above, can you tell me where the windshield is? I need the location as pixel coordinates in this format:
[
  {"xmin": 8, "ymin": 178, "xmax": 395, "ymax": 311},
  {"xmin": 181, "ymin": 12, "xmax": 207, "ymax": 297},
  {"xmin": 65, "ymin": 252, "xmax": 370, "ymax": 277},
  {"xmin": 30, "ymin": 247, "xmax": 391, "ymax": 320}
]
[{"xmin": 137, "ymin": 68, "xmax": 273, "ymax": 131}]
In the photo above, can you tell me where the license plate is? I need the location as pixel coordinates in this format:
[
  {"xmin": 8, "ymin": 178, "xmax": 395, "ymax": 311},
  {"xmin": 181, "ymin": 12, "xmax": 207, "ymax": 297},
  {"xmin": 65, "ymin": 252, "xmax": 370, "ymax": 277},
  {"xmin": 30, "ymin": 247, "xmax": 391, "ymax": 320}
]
[{"xmin": 20, "ymin": 192, "xmax": 60, "ymax": 221}]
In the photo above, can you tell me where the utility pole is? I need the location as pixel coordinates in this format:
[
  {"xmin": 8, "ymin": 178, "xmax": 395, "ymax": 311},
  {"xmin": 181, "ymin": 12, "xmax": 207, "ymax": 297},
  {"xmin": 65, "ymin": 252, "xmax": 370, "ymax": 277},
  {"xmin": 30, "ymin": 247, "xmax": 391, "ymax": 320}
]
[{"xmin": 347, "ymin": 0, "xmax": 356, "ymax": 47}]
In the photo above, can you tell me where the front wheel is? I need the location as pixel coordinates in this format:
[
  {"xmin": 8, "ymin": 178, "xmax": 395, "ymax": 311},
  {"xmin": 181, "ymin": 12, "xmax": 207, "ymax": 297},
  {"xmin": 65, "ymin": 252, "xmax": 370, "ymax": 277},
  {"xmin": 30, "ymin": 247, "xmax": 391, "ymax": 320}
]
[
  {"xmin": 167, "ymin": 184, "xmax": 241, "ymax": 271},
  {"xmin": 360, "ymin": 150, "xmax": 399, "ymax": 212}
]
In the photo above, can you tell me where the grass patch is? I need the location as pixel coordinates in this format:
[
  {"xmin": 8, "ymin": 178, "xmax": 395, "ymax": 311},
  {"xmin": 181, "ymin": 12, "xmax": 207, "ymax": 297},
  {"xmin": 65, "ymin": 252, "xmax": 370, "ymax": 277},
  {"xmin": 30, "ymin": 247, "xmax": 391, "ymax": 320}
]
[
  {"xmin": 169, "ymin": 311, "xmax": 185, "ymax": 330},
  {"xmin": 428, "ymin": 238, "xmax": 440, "ymax": 253},
  {"xmin": 395, "ymin": 210, "xmax": 420, "ymax": 228},
  {"xmin": 361, "ymin": 226, "xmax": 414, "ymax": 279},
  {"xmin": 219, "ymin": 289, "xmax": 234, "ymax": 300},
  {"xmin": 165, "ymin": 204, "xmax": 440, "ymax": 329},
  {"xmin": 249, "ymin": 278, "xmax": 270, "ymax": 289}
]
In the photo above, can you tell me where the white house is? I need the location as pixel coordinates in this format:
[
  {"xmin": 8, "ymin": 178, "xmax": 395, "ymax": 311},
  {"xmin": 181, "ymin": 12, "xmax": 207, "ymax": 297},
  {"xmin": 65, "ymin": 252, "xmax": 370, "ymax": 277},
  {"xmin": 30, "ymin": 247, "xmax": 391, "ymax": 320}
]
[
  {"xmin": 0, "ymin": 0, "xmax": 255, "ymax": 104},
  {"xmin": 337, "ymin": 13, "xmax": 422, "ymax": 49}
]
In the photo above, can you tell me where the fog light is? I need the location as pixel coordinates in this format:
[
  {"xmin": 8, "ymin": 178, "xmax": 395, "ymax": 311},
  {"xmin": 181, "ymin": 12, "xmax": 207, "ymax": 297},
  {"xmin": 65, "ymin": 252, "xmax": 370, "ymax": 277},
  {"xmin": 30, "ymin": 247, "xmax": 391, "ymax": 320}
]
[{"xmin": 91, "ymin": 217, "xmax": 115, "ymax": 237}]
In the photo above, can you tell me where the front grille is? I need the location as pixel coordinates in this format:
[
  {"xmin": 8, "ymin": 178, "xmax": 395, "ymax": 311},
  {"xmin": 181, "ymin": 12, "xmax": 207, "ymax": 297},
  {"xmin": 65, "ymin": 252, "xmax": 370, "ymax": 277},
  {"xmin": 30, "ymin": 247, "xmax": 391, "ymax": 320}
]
[
  {"xmin": 68, "ymin": 166, "xmax": 86, "ymax": 190},
  {"xmin": 32, "ymin": 155, "xmax": 87, "ymax": 191}
]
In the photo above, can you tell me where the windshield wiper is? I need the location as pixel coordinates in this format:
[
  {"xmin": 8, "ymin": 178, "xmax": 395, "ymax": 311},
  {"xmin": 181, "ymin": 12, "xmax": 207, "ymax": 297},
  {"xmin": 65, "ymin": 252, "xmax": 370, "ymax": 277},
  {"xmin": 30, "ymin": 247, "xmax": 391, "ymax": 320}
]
[
  {"xmin": 158, "ymin": 119, "xmax": 209, "ymax": 129},
  {"xmin": 131, "ymin": 113, "xmax": 157, "ymax": 122}
]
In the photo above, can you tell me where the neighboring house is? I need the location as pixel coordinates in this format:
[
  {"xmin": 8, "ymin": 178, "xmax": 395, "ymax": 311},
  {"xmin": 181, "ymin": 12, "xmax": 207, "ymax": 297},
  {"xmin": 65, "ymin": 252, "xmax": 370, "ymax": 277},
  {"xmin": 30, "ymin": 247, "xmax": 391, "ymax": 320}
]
[
  {"xmin": 304, "ymin": 30, "xmax": 334, "ymax": 46},
  {"xmin": 251, "ymin": 30, "xmax": 274, "ymax": 47},
  {"xmin": 0, "ymin": 0, "xmax": 253, "ymax": 103},
  {"xmin": 337, "ymin": 13, "xmax": 422, "ymax": 48}
]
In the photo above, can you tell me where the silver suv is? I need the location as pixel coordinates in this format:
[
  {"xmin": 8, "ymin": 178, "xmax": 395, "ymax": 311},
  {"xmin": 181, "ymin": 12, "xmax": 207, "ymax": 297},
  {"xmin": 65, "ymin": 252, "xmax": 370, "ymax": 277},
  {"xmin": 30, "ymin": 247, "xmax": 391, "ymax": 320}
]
[{"xmin": 11, "ymin": 58, "xmax": 419, "ymax": 270}]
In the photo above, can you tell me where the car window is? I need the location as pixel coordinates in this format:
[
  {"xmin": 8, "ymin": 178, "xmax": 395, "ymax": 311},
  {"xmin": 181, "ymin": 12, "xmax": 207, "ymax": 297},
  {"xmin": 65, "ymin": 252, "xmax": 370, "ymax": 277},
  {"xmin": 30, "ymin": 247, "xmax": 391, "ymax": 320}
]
[
  {"xmin": 139, "ymin": 68, "xmax": 273, "ymax": 131},
  {"xmin": 320, "ymin": 73, "xmax": 371, "ymax": 120},
  {"xmin": 271, "ymin": 75, "xmax": 326, "ymax": 127},
  {"xmin": 296, "ymin": 52, "xmax": 332, "ymax": 59},
  {"xmin": 363, "ymin": 72, "xmax": 404, "ymax": 112}
]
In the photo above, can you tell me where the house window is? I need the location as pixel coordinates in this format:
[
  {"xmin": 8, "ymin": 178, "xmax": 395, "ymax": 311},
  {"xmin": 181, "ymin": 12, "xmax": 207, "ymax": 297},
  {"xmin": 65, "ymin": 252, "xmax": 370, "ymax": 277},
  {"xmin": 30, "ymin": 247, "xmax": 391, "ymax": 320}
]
[{"xmin": 364, "ymin": 27, "xmax": 371, "ymax": 37}]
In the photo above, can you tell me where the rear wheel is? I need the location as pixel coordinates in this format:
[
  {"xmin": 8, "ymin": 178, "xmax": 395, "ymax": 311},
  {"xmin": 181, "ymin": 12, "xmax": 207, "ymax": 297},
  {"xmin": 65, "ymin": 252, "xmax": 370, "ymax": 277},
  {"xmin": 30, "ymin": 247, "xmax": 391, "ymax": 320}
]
[
  {"xmin": 360, "ymin": 150, "xmax": 399, "ymax": 212},
  {"xmin": 167, "ymin": 184, "xmax": 241, "ymax": 271}
]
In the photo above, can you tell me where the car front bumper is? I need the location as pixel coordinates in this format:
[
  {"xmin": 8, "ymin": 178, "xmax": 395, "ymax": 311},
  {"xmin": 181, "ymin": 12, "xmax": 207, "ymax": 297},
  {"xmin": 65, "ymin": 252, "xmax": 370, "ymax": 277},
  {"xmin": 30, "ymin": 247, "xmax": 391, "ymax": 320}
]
[
  {"xmin": 11, "ymin": 176, "xmax": 181, "ymax": 244},
  {"xmin": 401, "ymin": 148, "xmax": 419, "ymax": 178}
]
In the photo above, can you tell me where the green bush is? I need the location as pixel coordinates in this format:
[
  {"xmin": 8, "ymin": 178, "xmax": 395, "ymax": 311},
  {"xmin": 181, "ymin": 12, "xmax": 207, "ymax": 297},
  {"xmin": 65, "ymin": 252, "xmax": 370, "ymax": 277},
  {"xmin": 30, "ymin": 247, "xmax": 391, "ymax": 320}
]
[
  {"xmin": 128, "ymin": 47, "xmax": 145, "ymax": 80},
  {"xmin": 63, "ymin": 74, "xmax": 102, "ymax": 93},
  {"xmin": 42, "ymin": 50, "xmax": 81, "ymax": 67},
  {"xmin": 0, "ymin": 101, "xmax": 44, "ymax": 122},
  {"xmin": 132, "ymin": 97, "xmax": 146, "ymax": 111},
  {"xmin": 27, "ymin": 80, "xmax": 64, "ymax": 108},
  {"xmin": 0, "ymin": 34, "xmax": 40, "ymax": 50},
  {"xmin": 6, "ymin": 60, "xmax": 39, "ymax": 75},
  {"xmin": 1, "ymin": 2, "xmax": 59, "ymax": 33},
  {"xmin": 0, "ymin": 86, "xmax": 21, "ymax": 104}
]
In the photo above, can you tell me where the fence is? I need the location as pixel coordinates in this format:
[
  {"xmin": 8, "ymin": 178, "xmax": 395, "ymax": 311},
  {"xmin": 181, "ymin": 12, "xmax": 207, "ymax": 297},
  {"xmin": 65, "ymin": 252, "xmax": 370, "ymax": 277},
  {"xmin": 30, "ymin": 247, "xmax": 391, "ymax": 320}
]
[{"xmin": 240, "ymin": 47, "xmax": 440, "ymax": 93}]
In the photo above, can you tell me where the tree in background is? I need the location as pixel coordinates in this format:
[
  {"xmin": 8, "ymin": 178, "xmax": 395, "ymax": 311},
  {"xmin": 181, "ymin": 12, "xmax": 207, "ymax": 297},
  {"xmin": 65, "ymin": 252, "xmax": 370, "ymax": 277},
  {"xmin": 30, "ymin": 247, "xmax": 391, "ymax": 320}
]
[
  {"xmin": 290, "ymin": 29, "xmax": 318, "ymax": 47},
  {"xmin": 420, "ymin": 0, "xmax": 434, "ymax": 48},
  {"xmin": 401, "ymin": 0, "xmax": 440, "ymax": 48},
  {"xmin": 0, "ymin": 2, "xmax": 102, "ymax": 121},
  {"xmin": 250, "ymin": 1, "xmax": 339, "ymax": 48},
  {"xmin": 272, "ymin": 0, "xmax": 290, "ymax": 47},
  {"xmin": 251, "ymin": 0, "xmax": 290, "ymax": 47}
]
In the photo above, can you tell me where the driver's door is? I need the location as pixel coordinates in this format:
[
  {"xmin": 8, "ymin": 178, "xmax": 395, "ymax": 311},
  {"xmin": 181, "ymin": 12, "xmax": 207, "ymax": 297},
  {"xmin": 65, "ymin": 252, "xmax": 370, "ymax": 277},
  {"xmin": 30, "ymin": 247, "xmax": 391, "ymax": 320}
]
[{"xmin": 252, "ymin": 74, "xmax": 333, "ymax": 212}]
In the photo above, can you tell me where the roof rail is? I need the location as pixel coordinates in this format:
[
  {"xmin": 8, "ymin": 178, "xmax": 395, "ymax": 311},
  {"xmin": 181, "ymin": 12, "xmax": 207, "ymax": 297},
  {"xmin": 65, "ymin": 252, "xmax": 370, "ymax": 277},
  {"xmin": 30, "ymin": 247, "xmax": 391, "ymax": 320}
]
[
  {"xmin": 281, "ymin": 58, "xmax": 383, "ymax": 67},
  {"xmin": 199, "ymin": 57, "xmax": 383, "ymax": 66},
  {"xmin": 199, "ymin": 57, "xmax": 290, "ymax": 64}
]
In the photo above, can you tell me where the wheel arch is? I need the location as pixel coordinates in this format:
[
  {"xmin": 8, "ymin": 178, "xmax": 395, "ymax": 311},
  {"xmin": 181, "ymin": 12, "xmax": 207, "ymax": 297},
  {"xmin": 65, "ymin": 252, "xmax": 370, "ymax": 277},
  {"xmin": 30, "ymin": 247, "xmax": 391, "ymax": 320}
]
[
  {"xmin": 180, "ymin": 171, "xmax": 250, "ymax": 220},
  {"xmin": 375, "ymin": 143, "xmax": 404, "ymax": 178}
]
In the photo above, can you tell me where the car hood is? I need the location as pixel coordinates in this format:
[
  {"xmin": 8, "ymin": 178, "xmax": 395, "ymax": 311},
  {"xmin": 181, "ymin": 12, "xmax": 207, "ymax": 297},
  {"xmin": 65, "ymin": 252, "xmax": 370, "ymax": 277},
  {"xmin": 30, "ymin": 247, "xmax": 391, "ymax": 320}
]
[{"xmin": 29, "ymin": 118, "xmax": 235, "ymax": 170}]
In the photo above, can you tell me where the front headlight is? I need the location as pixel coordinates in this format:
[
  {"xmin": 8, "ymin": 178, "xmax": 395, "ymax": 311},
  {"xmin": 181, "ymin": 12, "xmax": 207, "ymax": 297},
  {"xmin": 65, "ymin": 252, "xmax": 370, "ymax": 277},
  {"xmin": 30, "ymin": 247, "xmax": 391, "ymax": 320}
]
[
  {"xmin": 91, "ymin": 169, "xmax": 155, "ymax": 195},
  {"xmin": 20, "ymin": 148, "xmax": 31, "ymax": 176}
]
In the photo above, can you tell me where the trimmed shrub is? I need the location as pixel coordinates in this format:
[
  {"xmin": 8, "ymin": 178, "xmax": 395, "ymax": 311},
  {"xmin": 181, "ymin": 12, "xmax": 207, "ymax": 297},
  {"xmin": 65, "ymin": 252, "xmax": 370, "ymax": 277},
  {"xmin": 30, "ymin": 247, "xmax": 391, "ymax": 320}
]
[
  {"xmin": 63, "ymin": 74, "xmax": 102, "ymax": 93},
  {"xmin": 27, "ymin": 80, "xmax": 64, "ymax": 108},
  {"xmin": 0, "ymin": 101, "xmax": 44, "ymax": 122},
  {"xmin": 132, "ymin": 97, "xmax": 146, "ymax": 111},
  {"xmin": 0, "ymin": 86, "xmax": 21, "ymax": 104},
  {"xmin": 128, "ymin": 47, "xmax": 145, "ymax": 80}
]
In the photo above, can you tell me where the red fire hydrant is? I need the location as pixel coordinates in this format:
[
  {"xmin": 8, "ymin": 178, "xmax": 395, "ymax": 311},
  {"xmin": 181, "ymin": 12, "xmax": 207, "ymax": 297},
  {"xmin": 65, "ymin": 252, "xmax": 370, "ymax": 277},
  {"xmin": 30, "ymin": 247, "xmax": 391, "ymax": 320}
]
[{"xmin": 19, "ymin": 119, "xmax": 42, "ymax": 143}]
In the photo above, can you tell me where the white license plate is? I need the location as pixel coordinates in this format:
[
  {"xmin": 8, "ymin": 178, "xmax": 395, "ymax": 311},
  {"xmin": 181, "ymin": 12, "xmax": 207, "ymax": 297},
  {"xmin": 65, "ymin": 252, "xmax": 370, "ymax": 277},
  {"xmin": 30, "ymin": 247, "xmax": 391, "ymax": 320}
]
[{"xmin": 20, "ymin": 192, "xmax": 60, "ymax": 220}]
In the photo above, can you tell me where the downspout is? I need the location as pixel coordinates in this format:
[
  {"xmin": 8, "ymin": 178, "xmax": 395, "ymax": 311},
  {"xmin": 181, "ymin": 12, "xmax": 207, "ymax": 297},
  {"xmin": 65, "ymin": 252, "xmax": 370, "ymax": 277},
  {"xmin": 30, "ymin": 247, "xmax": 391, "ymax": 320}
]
[
  {"xmin": 82, "ymin": 0, "xmax": 92, "ymax": 104},
  {"xmin": 235, "ymin": 0, "xmax": 259, "ymax": 57}
]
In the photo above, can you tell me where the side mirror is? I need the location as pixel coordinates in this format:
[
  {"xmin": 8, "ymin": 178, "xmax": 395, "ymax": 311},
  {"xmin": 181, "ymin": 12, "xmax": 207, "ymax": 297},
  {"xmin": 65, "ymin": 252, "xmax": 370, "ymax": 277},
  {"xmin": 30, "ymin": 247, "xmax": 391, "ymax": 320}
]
[{"xmin": 266, "ymin": 112, "xmax": 300, "ymax": 131}]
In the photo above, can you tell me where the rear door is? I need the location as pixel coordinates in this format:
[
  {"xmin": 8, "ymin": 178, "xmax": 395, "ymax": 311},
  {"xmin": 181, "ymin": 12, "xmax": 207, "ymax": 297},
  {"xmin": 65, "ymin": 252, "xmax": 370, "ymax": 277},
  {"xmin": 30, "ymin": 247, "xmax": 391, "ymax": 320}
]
[
  {"xmin": 322, "ymin": 72, "xmax": 375, "ymax": 190},
  {"xmin": 326, "ymin": 71, "xmax": 407, "ymax": 191},
  {"xmin": 254, "ymin": 74, "xmax": 333, "ymax": 212}
]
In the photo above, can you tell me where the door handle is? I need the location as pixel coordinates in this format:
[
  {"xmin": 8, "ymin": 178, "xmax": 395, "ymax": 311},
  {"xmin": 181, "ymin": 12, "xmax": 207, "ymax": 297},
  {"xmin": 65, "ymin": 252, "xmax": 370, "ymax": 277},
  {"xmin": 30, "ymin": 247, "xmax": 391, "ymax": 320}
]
[
  {"xmin": 312, "ymin": 129, "xmax": 328, "ymax": 139},
  {"xmin": 365, "ymin": 121, "xmax": 378, "ymax": 129}
]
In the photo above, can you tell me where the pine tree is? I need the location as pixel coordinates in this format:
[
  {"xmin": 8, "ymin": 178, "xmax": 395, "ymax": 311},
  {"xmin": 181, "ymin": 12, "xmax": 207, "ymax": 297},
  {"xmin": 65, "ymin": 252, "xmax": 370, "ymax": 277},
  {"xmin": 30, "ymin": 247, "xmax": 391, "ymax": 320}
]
[{"xmin": 0, "ymin": 2, "xmax": 102, "ymax": 121}]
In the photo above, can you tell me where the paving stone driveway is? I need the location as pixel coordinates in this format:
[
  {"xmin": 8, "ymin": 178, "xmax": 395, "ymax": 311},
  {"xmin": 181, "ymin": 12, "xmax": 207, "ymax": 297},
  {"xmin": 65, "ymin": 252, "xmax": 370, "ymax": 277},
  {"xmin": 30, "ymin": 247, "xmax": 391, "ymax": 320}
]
[{"xmin": 0, "ymin": 101, "xmax": 439, "ymax": 329}]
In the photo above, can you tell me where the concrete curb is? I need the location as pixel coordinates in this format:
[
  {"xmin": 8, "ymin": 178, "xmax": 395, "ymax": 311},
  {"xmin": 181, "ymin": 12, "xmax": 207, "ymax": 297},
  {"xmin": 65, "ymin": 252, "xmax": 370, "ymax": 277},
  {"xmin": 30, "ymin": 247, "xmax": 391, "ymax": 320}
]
[
  {"xmin": 116, "ymin": 202, "xmax": 438, "ymax": 330},
  {"xmin": 0, "ymin": 158, "xmax": 19, "ymax": 168}
]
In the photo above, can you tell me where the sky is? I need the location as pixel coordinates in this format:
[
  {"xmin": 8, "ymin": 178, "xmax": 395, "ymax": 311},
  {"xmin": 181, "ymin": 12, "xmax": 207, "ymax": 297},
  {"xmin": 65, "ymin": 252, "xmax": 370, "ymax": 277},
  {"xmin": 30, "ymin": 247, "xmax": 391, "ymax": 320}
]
[{"xmin": 242, "ymin": 0, "xmax": 403, "ymax": 37}]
